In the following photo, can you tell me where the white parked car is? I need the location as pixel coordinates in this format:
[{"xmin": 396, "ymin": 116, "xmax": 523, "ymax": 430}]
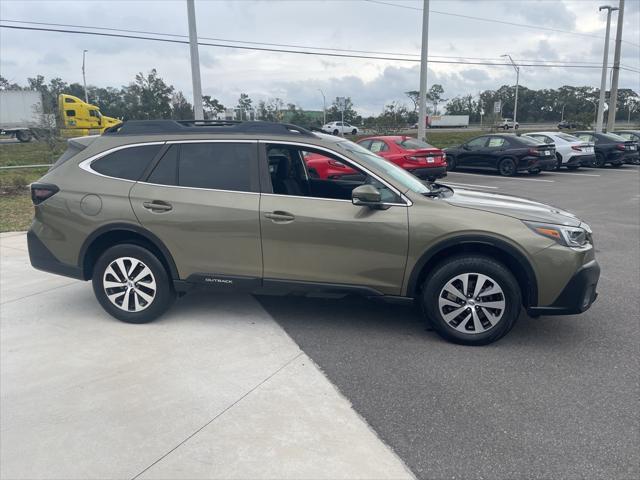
[
  {"xmin": 498, "ymin": 118, "xmax": 519, "ymax": 130},
  {"xmin": 321, "ymin": 121, "xmax": 359, "ymax": 135},
  {"xmin": 524, "ymin": 131, "xmax": 595, "ymax": 170}
]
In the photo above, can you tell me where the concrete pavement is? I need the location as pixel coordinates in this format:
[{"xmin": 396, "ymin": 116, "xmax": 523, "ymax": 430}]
[{"xmin": 0, "ymin": 232, "xmax": 413, "ymax": 480}]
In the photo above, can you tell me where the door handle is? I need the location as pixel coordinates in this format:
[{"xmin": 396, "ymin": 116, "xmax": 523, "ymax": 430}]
[
  {"xmin": 264, "ymin": 211, "xmax": 295, "ymax": 222},
  {"xmin": 143, "ymin": 200, "xmax": 173, "ymax": 212}
]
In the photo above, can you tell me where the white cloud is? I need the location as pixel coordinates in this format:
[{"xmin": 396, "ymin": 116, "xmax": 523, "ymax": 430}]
[{"xmin": 1, "ymin": 0, "xmax": 638, "ymax": 116}]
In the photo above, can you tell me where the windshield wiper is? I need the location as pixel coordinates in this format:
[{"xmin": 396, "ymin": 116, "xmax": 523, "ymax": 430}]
[{"xmin": 422, "ymin": 182, "xmax": 452, "ymax": 197}]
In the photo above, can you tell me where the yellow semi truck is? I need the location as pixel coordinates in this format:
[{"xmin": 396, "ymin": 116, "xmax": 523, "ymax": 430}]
[
  {"xmin": 0, "ymin": 91, "xmax": 122, "ymax": 142},
  {"xmin": 58, "ymin": 94, "xmax": 121, "ymax": 137}
]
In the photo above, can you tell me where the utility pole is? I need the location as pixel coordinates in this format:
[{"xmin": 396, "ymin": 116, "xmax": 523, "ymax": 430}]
[
  {"xmin": 561, "ymin": 104, "xmax": 566, "ymax": 122},
  {"xmin": 82, "ymin": 49, "xmax": 88, "ymax": 103},
  {"xmin": 417, "ymin": 0, "xmax": 430, "ymax": 142},
  {"xmin": 596, "ymin": 5, "xmax": 618, "ymax": 132},
  {"xmin": 186, "ymin": 0, "xmax": 204, "ymax": 120},
  {"xmin": 318, "ymin": 89, "xmax": 326, "ymax": 124},
  {"xmin": 501, "ymin": 54, "xmax": 520, "ymax": 125},
  {"xmin": 607, "ymin": 0, "xmax": 625, "ymax": 132}
]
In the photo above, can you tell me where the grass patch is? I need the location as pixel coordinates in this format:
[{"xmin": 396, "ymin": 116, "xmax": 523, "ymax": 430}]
[
  {"xmin": 0, "ymin": 140, "xmax": 66, "ymax": 167},
  {"xmin": 0, "ymin": 192, "xmax": 33, "ymax": 232}
]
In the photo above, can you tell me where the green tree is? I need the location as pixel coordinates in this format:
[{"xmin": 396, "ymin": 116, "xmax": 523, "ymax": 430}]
[
  {"xmin": 328, "ymin": 97, "xmax": 358, "ymax": 123},
  {"xmin": 426, "ymin": 84, "xmax": 446, "ymax": 115},
  {"xmin": 171, "ymin": 91, "xmax": 193, "ymax": 120},
  {"xmin": 123, "ymin": 69, "xmax": 174, "ymax": 119},
  {"xmin": 202, "ymin": 95, "xmax": 225, "ymax": 119},
  {"xmin": 236, "ymin": 93, "xmax": 253, "ymax": 120}
]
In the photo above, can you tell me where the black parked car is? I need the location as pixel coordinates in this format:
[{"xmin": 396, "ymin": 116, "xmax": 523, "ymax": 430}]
[
  {"xmin": 614, "ymin": 130, "xmax": 640, "ymax": 164},
  {"xmin": 558, "ymin": 120, "xmax": 580, "ymax": 129},
  {"xmin": 444, "ymin": 134, "xmax": 556, "ymax": 176},
  {"xmin": 573, "ymin": 131, "xmax": 638, "ymax": 167}
]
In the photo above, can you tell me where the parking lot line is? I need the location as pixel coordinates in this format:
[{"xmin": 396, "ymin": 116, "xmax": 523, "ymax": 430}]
[
  {"xmin": 443, "ymin": 182, "xmax": 498, "ymax": 190},
  {"xmin": 550, "ymin": 172, "xmax": 600, "ymax": 177},
  {"xmin": 448, "ymin": 172, "xmax": 554, "ymax": 183}
]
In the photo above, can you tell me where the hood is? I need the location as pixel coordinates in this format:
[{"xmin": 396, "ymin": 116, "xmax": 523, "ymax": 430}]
[{"xmin": 443, "ymin": 187, "xmax": 581, "ymax": 226}]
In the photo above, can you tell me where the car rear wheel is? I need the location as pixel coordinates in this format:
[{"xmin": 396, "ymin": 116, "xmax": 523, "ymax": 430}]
[
  {"xmin": 498, "ymin": 158, "xmax": 516, "ymax": 176},
  {"xmin": 92, "ymin": 244, "xmax": 175, "ymax": 324},
  {"xmin": 594, "ymin": 153, "xmax": 606, "ymax": 167},
  {"xmin": 421, "ymin": 255, "xmax": 521, "ymax": 346},
  {"xmin": 351, "ymin": 129, "xmax": 357, "ymax": 135},
  {"xmin": 333, "ymin": 129, "xmax": 339, "ymax": 135}
]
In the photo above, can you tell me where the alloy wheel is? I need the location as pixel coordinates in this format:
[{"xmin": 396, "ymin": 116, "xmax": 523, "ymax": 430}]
[
  {"xmin": 499, "ymin": 159, "xmax": 515, "ymax": 176},
  {"xmin": 438, "ymin": 273, "xmax": 506, "ymax": 334},
  {"xmin": 103, "ymin": 256, "xmax": 157, "ymax": 312}
]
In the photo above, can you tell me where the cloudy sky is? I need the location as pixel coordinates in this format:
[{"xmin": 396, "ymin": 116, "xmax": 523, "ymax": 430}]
[{"xmin": 1, "ymin": 0, "xmax": 639, "ymax": 115}]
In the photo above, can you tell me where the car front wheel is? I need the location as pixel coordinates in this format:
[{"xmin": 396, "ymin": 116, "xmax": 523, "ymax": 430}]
[
  {"xmin": 446, "ymin": 156, "xmax": 456, "ymax": 171},
  {"xmin": 92, "ymin": 244, "xmax": 175, "ymax": 324},
  {"xmin": 421, "ymin": 255, "xmax": 522, "ymax": 345}
]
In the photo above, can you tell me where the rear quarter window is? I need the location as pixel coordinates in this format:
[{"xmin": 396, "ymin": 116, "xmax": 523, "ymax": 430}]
[{"xmin": 91, "ymin": 144, "xmax": 163, "ymax": 181}]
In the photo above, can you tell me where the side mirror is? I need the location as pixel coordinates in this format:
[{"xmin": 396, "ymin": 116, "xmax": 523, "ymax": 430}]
[{"xmin": 352, "ymin": 184, "xmax": 382, "ymax": 208}]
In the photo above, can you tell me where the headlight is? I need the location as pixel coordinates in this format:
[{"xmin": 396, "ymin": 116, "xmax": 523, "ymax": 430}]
[{"xmin": 523, "ymin": 221, "xmax": 592, "ymax": 248}]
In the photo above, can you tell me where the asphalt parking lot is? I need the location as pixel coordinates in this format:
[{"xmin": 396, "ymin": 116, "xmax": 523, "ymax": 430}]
[{"xmin": 258, "ymin": 164, "xmax": 640, "ymax": 479}]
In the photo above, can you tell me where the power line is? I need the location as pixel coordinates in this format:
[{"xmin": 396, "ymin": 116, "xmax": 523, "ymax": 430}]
[
  {"xmin": 1, "ymin": 24, "xmax": 639, "ymax": 73},
  {"xmin": 364, "ymin": 0, "xmax": 640, "ymax": 49},
  {"xmin": 0, "ymin": 18, "xmax": 611, "ymax": 65},
  {"xmin": 3, "ymin": 19, "xmax": 637, "ymax": 71}
]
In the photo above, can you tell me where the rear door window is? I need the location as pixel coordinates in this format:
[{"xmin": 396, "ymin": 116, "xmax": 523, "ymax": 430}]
[
  {"xmin": 487, "ymin": 137, "xmax": 507, "ymax": 148},
  {"xmin": 91, "ymin": 144, "xmax": 163, "ymax": 181}
]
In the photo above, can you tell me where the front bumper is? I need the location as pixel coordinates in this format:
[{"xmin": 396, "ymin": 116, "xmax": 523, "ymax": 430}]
[
  {"xmin": 528, "ymin": 259, "xmax": 600, "ymax": 316},
  {"xmin": 407, "ymin": 166, "xmax": 447, "ymax": 180}
]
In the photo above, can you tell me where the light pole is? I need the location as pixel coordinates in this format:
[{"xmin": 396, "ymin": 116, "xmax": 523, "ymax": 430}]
[
  {"xmin": 607, "ymin": 0, "xmax": 625, "ymax": 132},
  {"xmin": 186, "ymin": 0, "xmax": 204, "ymax": 120},
  {"xmin": 318, "ymin": 89, "xmax": 326, "ymax": 124},
  {"xmin": 501, "ymin": 54, "xmax": 520, "ymax": 125},
  {"xmin": 596, "ymin": 5, "xmax": 618, "ymax": 132},
  {"xmin": 417, "ymin": 0, "xmax": 430, "ymax": 142},
  {"xmin": 82, "ymin": 49, "xmax": 88, "ymax": 103},
  {"xmin": 561, "ymin": 104, "xmax": 566, "ymax": 122}
]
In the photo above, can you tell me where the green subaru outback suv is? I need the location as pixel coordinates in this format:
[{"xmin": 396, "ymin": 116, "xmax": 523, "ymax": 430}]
[{"xmin": 28, "ymin": 120, "xmax": 599, "ymax": 345}]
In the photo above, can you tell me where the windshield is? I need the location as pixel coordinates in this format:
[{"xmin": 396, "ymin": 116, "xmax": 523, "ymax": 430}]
[
  {"xmin": 336, "ymin": 140, "xmax": 431, "ymax": 194},
  {"xmin": 602, "ymin": 133, "xmax": 627, "ymax": 142},
  {"xmin": 397, "ymin": 138, "xmax": 435, "ymax": 149},
  {"xmin": 557, "ymin": 133, "xmax": 579, "ymax": 142},
  {"xmin": 516, "ymin": 135, "xmax": 543, "ymax": 145}
]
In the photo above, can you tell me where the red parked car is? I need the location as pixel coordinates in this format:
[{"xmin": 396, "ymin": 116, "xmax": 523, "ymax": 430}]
[
  {"xmin": 356, "ymin": 136, "xmax": 447, "ymax": 181},
  {"xmin": 304, "ymin": 152, "xmax": 363, "ymax": 180}
]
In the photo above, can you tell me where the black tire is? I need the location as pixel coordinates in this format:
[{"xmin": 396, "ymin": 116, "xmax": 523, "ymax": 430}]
[
  {"xmin": 555, "ymin": 153, "xmax": 563, "ymax": 170},
  {"xmin": 333, "ymin": 129, "xmax": 339, "ymax": 135},
  {"xmin": 446, "ymin": 156, "xmax": 456, "ymax": 171},
  {"xmin": 514, "ymin": 124, "xmax": 519, "ymax": 130},
  {"xmin": 92, "ymin": 244, "xmax": 175, "ymax": 324},
  {"xmin": 594, "ymin": 153, "xmax": 606, "ymax": 167},
  {"xmin": 351, "ymin": 129, "xmax": 357, "ymax": 135},
  {"xmin": 421, "ymin": 255, "xmax": 522, "ymax": 346},
  {"xmin": 498, "ymin": 158, "xmax": 517, "ymax": 176},
  {"xmin": 16, "ymin": 130, "xmax": 32, "ymax": 142}
]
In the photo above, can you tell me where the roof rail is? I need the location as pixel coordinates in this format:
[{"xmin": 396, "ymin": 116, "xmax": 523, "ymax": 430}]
[{"xmin": 103, "ymin": 120, "xmax": 316, "ymax": 137}]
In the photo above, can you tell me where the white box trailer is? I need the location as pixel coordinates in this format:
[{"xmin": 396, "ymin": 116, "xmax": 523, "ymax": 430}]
[
  {"xmin": 0, "ymin": 90, "xmax": 44, "ymax": 142},
  {"xmin": 428, "ymin": 115, "xmax": 469, "ymax": 128}
]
